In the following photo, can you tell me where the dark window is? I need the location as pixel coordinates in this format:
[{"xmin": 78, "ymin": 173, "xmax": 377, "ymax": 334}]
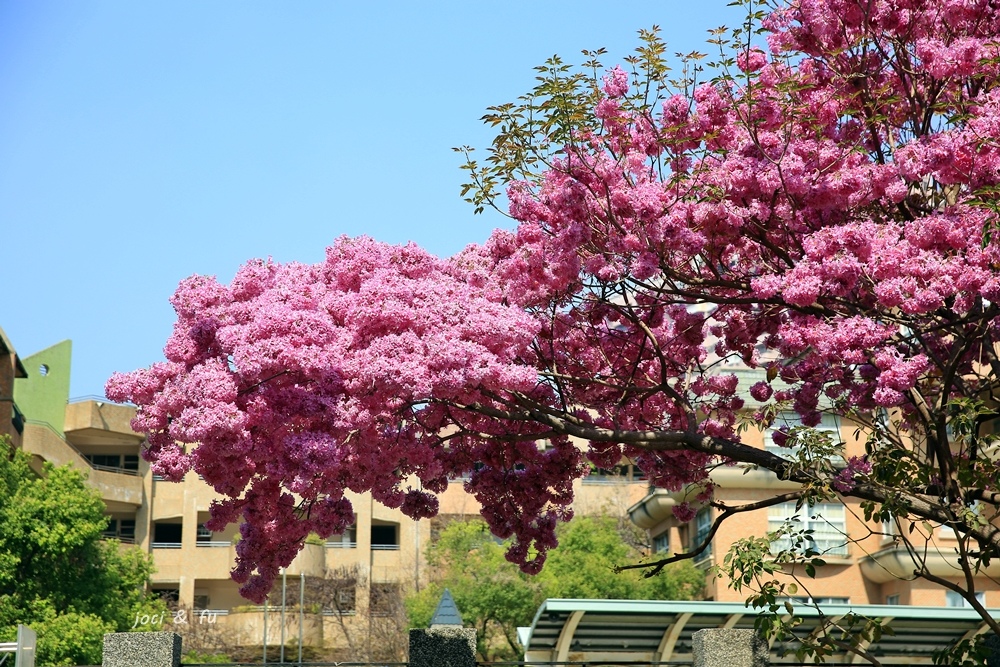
[
  {"xmin": 154, "ymin": 523, "xmax": 182, "ymax": 543},
  {"xmin": 102, "ymin": 518, "xmax": 137, "ymax": 542},
  {"xmin": 331, "ymin": 585, "xmax": 357, "ymax": 614},
  {"xmin": 123, "ymin": 455, "xmax": 139, "ymax": 471},
  {"xmin": 120, "ymin": 519, "xmax": 136, "ymax": 541},
  {"xmin": 88, "ymin": 454, "xmax": 118, "ymax": 468},
  {"xmin": 153, "ymin": 588, "xmax": 179, "ymax": 604},
  {"xmin": 370, "ymin": 583, "xmax": 399, "ymax": 616},
  {"xmin": 371, "ymin": 524, "xmax": 398, "ymax": 547}
]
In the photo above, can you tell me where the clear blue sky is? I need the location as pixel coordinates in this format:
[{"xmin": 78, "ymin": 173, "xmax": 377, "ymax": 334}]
[{"xmin": 0, "ymin": 1, "xmax": 743, "ymax": 399}]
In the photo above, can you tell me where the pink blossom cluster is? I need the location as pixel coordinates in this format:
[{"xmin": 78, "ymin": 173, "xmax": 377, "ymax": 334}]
[
  {"xmin": 110, "ymin": 0, "xmax": 1000, "ymax": 599},
  {"xmin": 108, "ymin": 238, "xmax": 582, "ymax": 600},
  {"xmin": 833, "ymin": 456, "xmax": 874, "ymax": 493}
]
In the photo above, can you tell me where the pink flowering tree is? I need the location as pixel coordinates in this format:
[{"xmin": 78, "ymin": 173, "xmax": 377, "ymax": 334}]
[{"xmin": 110, "ymin": 0, "xmax": 1000, "ymax": 658}]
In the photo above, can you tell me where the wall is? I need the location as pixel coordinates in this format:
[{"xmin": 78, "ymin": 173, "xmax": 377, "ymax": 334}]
[{"xmin": 14, "ymin": 340, "xmax": 72, "ymax": 434}]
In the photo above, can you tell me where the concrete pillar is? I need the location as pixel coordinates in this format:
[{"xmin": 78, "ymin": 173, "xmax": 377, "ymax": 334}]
[
  {"xmin": 102, "ymin": 632, "xmax": 181, "ymax": 667},
  {"xmin": 692, "ymin": 628, "xmax": 769, "ymax": 667},
  {"xmin": 408, "ymin": 627, "xmax": 477, "ymax": 667}
]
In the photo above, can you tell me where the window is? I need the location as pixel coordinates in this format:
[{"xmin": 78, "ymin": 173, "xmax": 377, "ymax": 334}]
[
  {"xmin": 337, "ymin": 587, "xmax": 357, "ymax": 610},
  {"xmin": 120, "ymin": 519, "xmax": 136, "ymax": 541},
  {"xmin": 85, "ymin": 453, "xmax": 140, "ymax": 475},
  {"xmin": 370, "ymin": 583, "xmax": 400, "ymax": 616},
  {"xmin": 153, "ymin": 588, "xmax": 179, "ymax": 604},
  {"xmin": 371, "ymin": 523, "xmax": 399, "ymax": 550},
  {"xmin": 946, "ymin": 591, "xmax": 985, "ymax": 608},
  {"xmin": 193, "ymin": 595, "xmax": 210, "ymax": 611},
  {"xmin": 768, "ymin": 502, "xmax": 848, "ymax": 556},
  {"xmin": 692, "ymin": 508, "xmax": 712, "ymax": 562},
  {"xmin": 780, "ymin": 596, "xmax": 850, "ymax": 605},
  {"xmin": 882, "ymin": 514, "xmax": 898, "ymax": 541},
  {"xmin": 152, "ymin": 522, "xmax": 183, "ymax": 548},
  {"xmin": 196, "ymin": 524, "xmax": 213, "ymax": 543},
  {"xmin": 326, "ymin": 526, "xmax": 357, "ymax": 548},
  {"xmin": 886, "ymin": 595, "xmax": 900, "ymax": 605},
  {"xmin": 938, "ymin": 501, "xmax": 981, "ymax": 539},
  {"xmin": 449, "ymin": 461, "xmax": 485, "ymax": 483},
  {"xmin": 305, "ymin": 575, "xmax": 359, "ymax": 615},
  {"xmin": 765, "ymin": 413, "xmax": 841, "ymax": 459},
  {"xmin": 653, "ymin": 532, "xmax": 670, "ymax": 554},
  {"xmin": 102, "ymin": 517, "xmax": 136, "ymax": 543},
  {"xmin": 582, "ymin": 464, "xmax": 634, "ymax": 484},
  {"xmin": 694, "ymin": 509, "xmax": 712, "ymax": 545},
  {"xmin": 89, "ymin": 454, "xmax": 118, "ymax": 468}
]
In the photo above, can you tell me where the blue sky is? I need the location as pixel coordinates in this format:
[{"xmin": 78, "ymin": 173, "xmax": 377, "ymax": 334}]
[{"xmin": 0, "ymin": 1, "xmax": 743, "ymax": 398}]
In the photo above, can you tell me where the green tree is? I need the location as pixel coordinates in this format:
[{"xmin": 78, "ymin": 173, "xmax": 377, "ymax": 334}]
[
  {"xmin": 407, "ymin": 516, "xmax": 702, "ymax": 661},
  {"xmin": 0, "ymin": 439, "xmax": 167, "ymax": 666}
]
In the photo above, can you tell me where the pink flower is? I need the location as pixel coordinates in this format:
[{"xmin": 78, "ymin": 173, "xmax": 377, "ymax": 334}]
[
  {"xmin": 737, "ymin": 48, "xmax": 768, "ymax": 73},
  {"xmin": 833, "ymin": 456, "xmax": 873, "ymax": 493},
  {"xmin": 107, "ymin": 0, "xmax": 1000, "ymax": 601},
  {"xmin": 750, "ymin": 381, "xmax": 774, "ymax": 402},
  {"xmin": 602, "ymin": 65, "xmax": 629, "ymax": 98},
  {"xmin": 673, "ymin": 502, "xmax": 697, "ymax": 524}
]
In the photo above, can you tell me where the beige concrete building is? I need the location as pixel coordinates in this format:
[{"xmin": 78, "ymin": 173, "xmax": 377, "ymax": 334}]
[
  {"xmin": 10, "ymin": 337, "xmax": 648, "ymax": 654},
  {"xmin": 9, "ymin": 328, "xmax": 996, "ymax": 655},
  {"xmin": 629, "ymin": 366, "xmax": 1000, "ymax": 609}
]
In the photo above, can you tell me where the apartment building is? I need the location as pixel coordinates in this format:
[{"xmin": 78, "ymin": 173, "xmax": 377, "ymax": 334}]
[
  {"xmin": 0, "ymin": 327, "xmax": 27, "ymax": 449},
  {"xmin": 628, "ymin": 366, "xmax": 1000, "ymax": 609},
  {"xmin": 10, "ymin": 337, "xmax": 648, "ymax": 653}
]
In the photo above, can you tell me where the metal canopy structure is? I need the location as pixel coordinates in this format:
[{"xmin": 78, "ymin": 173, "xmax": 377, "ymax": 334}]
[{"xmin": 522, "ymin": 599, "xmax": 997, "ymax": 664}]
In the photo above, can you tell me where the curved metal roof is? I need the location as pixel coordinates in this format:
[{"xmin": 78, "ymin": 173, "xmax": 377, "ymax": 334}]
[{"xmin": 522, "ymin": 599, "xmax": 996, "ymax": 664}]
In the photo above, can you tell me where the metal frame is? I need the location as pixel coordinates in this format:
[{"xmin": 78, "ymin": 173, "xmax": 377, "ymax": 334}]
[{"xmin": 522, "ymin": 599, "xmax": 998, "ymax": 664}]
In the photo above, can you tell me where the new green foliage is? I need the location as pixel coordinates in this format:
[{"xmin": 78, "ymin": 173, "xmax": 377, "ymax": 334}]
[
  {"xmin": 0, "ymin": 438, "xmax": 166, "ymax": 666},
  {"xmin": 407, "ymin": 516, "xmax": 703, "ymax": 661}
]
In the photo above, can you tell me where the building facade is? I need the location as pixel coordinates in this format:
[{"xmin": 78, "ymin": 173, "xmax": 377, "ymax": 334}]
[
  {"xmin": 14, "ymin": 329, "xmax": 991, "ymax": 653},
  {"xmin": 10, "ymin": 337, "xmax": 648, "ymax": 655},
  {"xmin": 628, "ymin": 366, "xmax": 1000, "ymax": 609}
]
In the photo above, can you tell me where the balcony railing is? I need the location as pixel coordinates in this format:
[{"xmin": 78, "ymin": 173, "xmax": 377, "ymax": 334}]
[
  {"xmin": 582, "ymin": 475, "xmax": 636, "ymax": 485},
  {"xmin": 151, "ymin": 542, "xmax": 182, "ymax": 549},
  {"xmin": 196, "ymin": 541, "xmax": 231, "ymax": 548},
  {"xmin": 325, "ymin": 541, "xmax": 358, "ymax": 548},
  {"xmin": 371, "ymin": 544, "xmax": 400, "ymax": 551},
  {"xmin": 91, "ymin": 463, "xmax": 139, "ymax": 476}
]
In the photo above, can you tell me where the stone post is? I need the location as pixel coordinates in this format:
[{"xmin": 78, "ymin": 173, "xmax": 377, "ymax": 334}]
[
  {"xmin": 102, "ymin": 632, "xmax": 181, "ymax": 667},
  {"xmin": 408, "ymin": 627, "xmax": 477, "ymax": 667},
  {"xmin": 692, "ymin": 628, "xmax": 769, "ymax": 667}
]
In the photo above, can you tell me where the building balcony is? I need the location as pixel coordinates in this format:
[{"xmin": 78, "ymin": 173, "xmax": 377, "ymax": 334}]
[
  {"xmin": 64, "ymin": 400, "xmax": 142, "ymax": 441},
  {"xmin": 22, "ymin": 422, "xmax": 143, "ymax": 507},
  {"xmin": 860, "ymin": 542, "xmax": 1000, "ymax": 583},
  {"xmin": 371, "ymin": 547, "xmax": 403, "ymax": 571},
  {"xmin": 152, "ymin": 542, "xmax": 235, "ymax": 581},
  {"xmin": 628, "ymin": 467, "xmax": 802, "ymax": 529},
  {"xmin": 221, "ymin": 609, "xmax": 324, "ymax": 647},
  {"xmin": 284, "ymin": 543, "xmax": 326, "ymax": 578}
]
